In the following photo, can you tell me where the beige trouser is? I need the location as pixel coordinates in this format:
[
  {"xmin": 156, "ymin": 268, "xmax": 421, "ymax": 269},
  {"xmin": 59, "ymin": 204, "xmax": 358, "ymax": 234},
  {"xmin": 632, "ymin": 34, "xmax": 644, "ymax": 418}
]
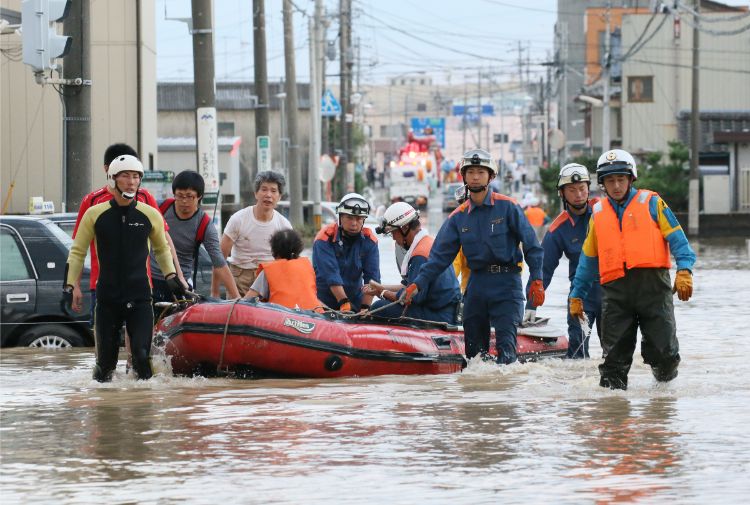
[{"xmin": 229, "ymin": 264, "xmax": 258, "ymax": 296}]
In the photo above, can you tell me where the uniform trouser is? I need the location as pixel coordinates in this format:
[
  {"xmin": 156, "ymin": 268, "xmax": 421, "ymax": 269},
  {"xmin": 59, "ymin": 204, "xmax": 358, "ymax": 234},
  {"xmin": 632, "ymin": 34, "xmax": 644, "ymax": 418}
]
[
  {"xmin": 94, "ymin": 300, "xmax": 154, "ymax": 382},
  {"xmin": 599, "ymin": 268, "xmax": 680, "ymax": 389},
  {"xmin": 566, "ymin": 305, "xmax": 602, "ymax": 359},
  {"xmin": 462, "ymin": 272, "xmax": 523, "ymax": 364},
  {"xmin": 370, "ymin": 299, "xmax": 459, "ymax": 325}
]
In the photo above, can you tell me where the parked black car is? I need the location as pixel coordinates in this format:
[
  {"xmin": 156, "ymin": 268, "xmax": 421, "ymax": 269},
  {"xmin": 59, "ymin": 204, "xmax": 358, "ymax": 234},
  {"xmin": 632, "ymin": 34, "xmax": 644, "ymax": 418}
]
[{"xmin": 0, "ymin": 216, "xmax": 94, "ymax": 348}]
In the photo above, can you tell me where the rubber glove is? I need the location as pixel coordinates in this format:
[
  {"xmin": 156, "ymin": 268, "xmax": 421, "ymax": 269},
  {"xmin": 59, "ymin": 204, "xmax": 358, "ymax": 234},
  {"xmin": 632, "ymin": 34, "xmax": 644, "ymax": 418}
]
[
  {"xmin": 569, "ymin": 297, "xmax": 584, "ymax": 319},
  {"xmin": 338, "ymin": 299, "xmax": 352, "ymax": 313},
  {"xmin": 522, "ymin": 309, "xmax": 536, "ymax": 324},
  {"xmin": 527, "ymin": 279, "xmax": 545, "ymax": 307},
  {"xmin": 166, "ymin": 274, "xmax": 188, "ymax": 300},
  {"xmin": 400, "ymin": 283, "xmax": 419, "ymax": 305},
  {"xmin": 672, "ymin": 270, "xmax": 693, "ymax": 301}
]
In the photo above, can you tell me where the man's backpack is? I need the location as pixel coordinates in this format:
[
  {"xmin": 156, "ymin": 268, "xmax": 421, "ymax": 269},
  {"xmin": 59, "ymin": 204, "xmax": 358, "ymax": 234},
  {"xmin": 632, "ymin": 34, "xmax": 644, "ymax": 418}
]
[{"xmin": 159, "ymin": 198, "xmax": 211, "ymax": 288}]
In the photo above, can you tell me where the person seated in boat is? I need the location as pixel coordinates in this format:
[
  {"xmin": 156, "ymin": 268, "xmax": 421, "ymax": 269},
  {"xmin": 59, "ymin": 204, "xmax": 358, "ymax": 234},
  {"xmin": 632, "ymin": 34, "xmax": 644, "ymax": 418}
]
[
  {"xmin": 365, "ymin": 202, "xmax": 461, "ymax": 324},
  {"xmin": 243, "ymin": 229, "xmax": 323, "ymax": 311},
  {"xmin": 313, "ymin": 193, "xmax": 380, "ymax": 313}
]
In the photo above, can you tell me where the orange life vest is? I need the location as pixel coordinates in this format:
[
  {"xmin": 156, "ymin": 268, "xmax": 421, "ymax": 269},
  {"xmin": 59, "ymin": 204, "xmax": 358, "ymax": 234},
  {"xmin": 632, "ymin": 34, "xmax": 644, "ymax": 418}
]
[
  {"xmin": 411, "ymin": 235, "xmax": 434, "ymax": 259},
  {"xmin": 592, "ymin": 189, "xmax": 671, "ymax": 284},
  {"xmin": 525, "ymin": 206, "xmax": 546, "ymax": 227},
  {"xmin": 257, "ymin": 258, "xmax": 322, "ymax": 310}
]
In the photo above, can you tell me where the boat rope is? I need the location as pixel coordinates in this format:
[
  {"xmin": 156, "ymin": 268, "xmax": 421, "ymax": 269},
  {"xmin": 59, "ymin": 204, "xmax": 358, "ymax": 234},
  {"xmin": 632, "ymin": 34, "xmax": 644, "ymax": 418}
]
[{"xmin": 217, "ymin": 298, "xmax": 241, "ymax": 375}]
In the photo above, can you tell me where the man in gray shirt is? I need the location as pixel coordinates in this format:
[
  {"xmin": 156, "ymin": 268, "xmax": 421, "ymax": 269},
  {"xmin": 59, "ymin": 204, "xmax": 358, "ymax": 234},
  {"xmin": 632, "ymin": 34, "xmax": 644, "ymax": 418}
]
[{"xmin": 151, "ymin": 171, "xmax": 240, "ymax": 304}]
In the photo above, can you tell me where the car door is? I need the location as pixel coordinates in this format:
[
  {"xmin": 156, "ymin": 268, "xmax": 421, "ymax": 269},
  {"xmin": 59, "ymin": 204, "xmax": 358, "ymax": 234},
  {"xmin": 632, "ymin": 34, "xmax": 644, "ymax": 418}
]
[{"xmin": 0, "ymin": 225, "xmax": 37, "ymax": 346}]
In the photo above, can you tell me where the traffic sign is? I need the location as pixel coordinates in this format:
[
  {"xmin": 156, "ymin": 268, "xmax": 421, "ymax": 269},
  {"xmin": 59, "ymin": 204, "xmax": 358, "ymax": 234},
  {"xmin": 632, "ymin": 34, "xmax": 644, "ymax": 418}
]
[
  {"xmin": 321, "ymin": 89, "xmax": 341, "ymax": 117},
  {"xmin": 257, "ymin": 135, "xmax": 271, "ymax": 172}
]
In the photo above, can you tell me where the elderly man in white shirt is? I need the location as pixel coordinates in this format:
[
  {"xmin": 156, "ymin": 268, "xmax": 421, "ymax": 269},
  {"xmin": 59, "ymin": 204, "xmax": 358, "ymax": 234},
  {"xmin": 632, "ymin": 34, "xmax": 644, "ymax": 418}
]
[{"xmin": 220, "ymin": 171, "xmax": 292, "ymax": 295}]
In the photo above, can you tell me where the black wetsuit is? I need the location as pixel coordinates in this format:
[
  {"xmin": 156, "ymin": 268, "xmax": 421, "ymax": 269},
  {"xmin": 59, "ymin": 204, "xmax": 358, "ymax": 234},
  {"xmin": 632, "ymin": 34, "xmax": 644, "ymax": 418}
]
[{"xmin": 66, "ymin": 199, "xmax": 175, "ymax": 381}]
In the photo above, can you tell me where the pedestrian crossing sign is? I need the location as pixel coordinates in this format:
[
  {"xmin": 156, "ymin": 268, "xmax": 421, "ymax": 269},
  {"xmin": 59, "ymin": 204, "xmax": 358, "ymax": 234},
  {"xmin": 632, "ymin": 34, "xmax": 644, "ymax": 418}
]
[{"xmin": 321, "ymin": 89, "xmax": 341, "ymax": 117}]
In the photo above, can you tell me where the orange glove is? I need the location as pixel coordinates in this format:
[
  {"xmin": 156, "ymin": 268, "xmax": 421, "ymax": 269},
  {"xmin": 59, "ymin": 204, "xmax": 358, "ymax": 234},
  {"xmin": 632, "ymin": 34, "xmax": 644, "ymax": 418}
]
[
  {"xmin": 569, "ymin": 297, "xmax": 584, "ymax": 319},
  {"xmin": 338, "ymin": 298, "xmax": 352, "ymax": 313},
  {"xmin": 527, "ymin": 279, "xmax": 545, "ymax": 307},
  {"xmin": 400, "ymin": 283, "xmax": 419, "ymax": 305},
  {"xmin": 672, "ymin": 270, "xmax": 693, "ymax": 301}
]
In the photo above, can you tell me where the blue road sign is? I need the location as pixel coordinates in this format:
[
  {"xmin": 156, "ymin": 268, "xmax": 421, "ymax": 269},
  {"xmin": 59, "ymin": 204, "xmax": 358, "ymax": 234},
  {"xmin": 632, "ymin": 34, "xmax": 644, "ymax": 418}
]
[{"xmin": 321, "ymin": 89, "xmax": 342, "ymax": 117}]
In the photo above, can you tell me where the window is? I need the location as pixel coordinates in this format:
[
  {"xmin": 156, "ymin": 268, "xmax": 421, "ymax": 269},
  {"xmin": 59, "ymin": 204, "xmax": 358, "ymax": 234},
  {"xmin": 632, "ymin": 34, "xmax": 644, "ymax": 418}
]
[
  {"xmin": 218, "ymin": 122, "xmax": 235, "ymax": 137},
  {"xmin": 0, "ymin": 229, "xmax": 32, "ymax": 281},
  {"xmin": 416, "ymin": 103, "xmax": 427, "ymax": 112},
  {"xmin": 627, "ymin": 76, "xmax": 653, "ymax": 103}
]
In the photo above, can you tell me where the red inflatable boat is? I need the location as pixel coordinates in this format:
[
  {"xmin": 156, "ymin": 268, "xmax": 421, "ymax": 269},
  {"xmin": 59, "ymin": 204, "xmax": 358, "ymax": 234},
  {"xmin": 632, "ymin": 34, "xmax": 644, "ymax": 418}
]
[{"xmin": 155, "ymin": 300, "xmax": 568, "ymax": 378}]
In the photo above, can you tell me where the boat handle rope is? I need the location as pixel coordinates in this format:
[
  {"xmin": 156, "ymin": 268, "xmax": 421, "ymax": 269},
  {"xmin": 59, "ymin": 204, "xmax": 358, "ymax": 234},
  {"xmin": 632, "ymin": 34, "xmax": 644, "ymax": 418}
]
[{"xmin": 217, "ymin": 298, "xmax": 242, "ymax": 375}]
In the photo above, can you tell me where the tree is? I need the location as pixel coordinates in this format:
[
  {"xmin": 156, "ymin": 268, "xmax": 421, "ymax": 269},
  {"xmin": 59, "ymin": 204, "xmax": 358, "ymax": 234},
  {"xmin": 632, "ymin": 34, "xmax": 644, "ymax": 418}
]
[{"xmin": 635, "ymin": 141, "xmax": 689, "ymax": 212}]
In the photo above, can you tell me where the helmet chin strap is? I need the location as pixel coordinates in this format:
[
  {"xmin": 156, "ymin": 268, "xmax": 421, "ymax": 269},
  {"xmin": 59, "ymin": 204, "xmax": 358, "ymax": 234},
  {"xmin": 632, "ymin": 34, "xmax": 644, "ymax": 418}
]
[
  {"xmin": 115, "ymin": 182, "xmax": 137, "ymax": 200},
  {"xmin": 467, "ymin": 184, "xmax": 488, "ymax": 193}
]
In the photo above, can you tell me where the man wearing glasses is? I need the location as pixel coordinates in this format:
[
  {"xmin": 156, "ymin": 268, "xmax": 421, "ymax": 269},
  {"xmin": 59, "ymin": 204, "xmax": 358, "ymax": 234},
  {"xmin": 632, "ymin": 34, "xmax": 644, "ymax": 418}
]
[{"xmin": 151, "ymin": 171, "xmax": 240, "ymax": 306}]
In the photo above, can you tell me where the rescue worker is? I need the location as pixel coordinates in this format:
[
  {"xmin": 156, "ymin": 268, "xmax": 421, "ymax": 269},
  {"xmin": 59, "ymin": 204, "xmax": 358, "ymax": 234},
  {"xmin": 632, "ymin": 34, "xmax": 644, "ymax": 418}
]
[
  {"xmin": 524, "ymin": 196, "xmax": 550, "ymax": 242},
  {"xmin": 313, "ymin": 193, "xmax": 380, "ymax": 312},
  {"xmin": 70, "ymin": 143, "xmax": 185, "ymax": 316},
  {"xmin": 523, "ymin": 163, "xmax": 602, "ymax": 359},
  {"xmin": 402, "ymin": 149, "xmax": 545, "ymax": 364},
  {"xmin": 151, "ymin": 171, "xmax": 240, "ymax": 308},
  {"xmin": 64, "ymin": 155, "xmax": 186, "ymax": 382},
  {"xmin": 221, "ymin": 171, "xmax": 292, "ymax": 296},
  {"xmin": 570, "ymin": 149, "xmax": 696, "ymax": 390},
  {"xmin": 366, "ymin": 202, "xmax": 461, "ymax": 324},
  {"xmin": 244, "ymin": 229, "xmax": 323, "ymax": 311}
]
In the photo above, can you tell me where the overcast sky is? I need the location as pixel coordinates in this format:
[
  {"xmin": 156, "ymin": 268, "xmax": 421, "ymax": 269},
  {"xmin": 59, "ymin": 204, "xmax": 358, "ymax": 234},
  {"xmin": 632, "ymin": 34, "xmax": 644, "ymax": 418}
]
[{"xmin": 155, "ymin": 0, "xmax": 749, "ymax": 85}]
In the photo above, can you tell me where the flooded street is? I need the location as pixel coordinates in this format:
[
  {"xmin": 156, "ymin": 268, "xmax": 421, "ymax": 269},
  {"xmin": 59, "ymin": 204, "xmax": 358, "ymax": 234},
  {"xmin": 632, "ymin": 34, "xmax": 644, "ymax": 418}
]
[{"xmin": 2, "ymin": 209, "xmax": 750, "ymax": 504}]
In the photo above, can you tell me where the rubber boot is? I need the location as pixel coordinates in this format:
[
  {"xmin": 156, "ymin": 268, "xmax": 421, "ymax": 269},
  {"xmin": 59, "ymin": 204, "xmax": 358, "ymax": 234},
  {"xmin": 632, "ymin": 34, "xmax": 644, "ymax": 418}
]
[
  {"xmin": 92, "ymin": 363, "xmax": 114, "ymax": 383},
  {"xmin": 599, "ymin": 374, "xmax": 628, "ymax": 390},
  {"xmin": 651, "ymin": 359, "xmax": 680, "ymax": 382}
]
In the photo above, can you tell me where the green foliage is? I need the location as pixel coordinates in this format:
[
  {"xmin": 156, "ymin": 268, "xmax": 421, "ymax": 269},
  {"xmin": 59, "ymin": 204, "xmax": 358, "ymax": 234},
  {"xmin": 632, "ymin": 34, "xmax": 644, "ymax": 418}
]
[{"xmin": 635, "ymin": 141, "xmax": 689, "ymax": 211}]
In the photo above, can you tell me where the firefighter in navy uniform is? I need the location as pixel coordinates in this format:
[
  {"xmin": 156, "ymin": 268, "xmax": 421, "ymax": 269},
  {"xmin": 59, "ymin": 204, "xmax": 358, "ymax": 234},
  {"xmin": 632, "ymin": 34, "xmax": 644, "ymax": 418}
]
[
  {"xmin": 64, "ymin": 155, "xmax": 186, "ymax": 382},
  {"xmin": 402, "ymin": 149, "xmax": 545, "ymax": 364},
  {"xmin": 366, "ymin": 202, "xmax": 461, "ymax": 324},
  {"xmin": 523, "ymin": 163, "xmax": 603, "ymax": 359},
  {"xmin": 570, "ymin": 149, "xmax": 696, "ymax": 390},
  {"xmin": 312, "ymin": 193, "xmax": 381, "ymax": 312}
]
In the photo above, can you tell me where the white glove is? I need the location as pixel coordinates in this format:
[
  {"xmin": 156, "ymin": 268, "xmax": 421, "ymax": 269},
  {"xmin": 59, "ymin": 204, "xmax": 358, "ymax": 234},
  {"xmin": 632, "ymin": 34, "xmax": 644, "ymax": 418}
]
[{"xmin": 523, "ymin": 309, "xmax": 536, "ymax": 324}]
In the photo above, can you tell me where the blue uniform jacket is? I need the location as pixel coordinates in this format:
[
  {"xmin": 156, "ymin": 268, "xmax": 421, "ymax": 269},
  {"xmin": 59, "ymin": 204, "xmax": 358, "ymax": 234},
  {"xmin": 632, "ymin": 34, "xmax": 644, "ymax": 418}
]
[
  {"xmin": 312, "ymin": 223, "xmax": 381, "ymax": 309},
  {"xmin": 525, "ymin": 204, "xmax": 601, "ymax": 310},
  {"xmin": 396, "ymin": 253, "xmax": 461, "ymax": 311},
  {"xmin": 571, "ymin": 188, "xmax": 696, "ymax": 300},
  {"xmin": 413, "ymin": 191, "xmax": 543, "ymax": 298}
]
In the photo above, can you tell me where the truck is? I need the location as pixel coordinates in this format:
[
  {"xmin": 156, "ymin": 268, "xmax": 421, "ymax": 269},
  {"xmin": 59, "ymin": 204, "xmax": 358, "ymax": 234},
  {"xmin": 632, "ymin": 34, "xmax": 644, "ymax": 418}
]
[{"xmin": 388, "ymin": 130, "xmax": 443, "ymax": 210}]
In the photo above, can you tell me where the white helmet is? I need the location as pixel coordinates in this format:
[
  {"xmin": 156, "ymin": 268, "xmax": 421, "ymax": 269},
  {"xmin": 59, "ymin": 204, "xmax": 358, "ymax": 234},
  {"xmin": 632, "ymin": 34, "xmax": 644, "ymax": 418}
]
[
  {"xmin": 596, "ymin": 149, "xmax": 638, "ymax": 184},
  {"xmin": 336, "ymin": 192, "xmax": 370, "ymax": 217},
  {"xmin": 376, "ymin": 201, "xmax": 419, "ymax": 235},
  {"xmin": 459, "ymin": 149, "xmax": 497, "ymax": 178},
  {"xmin": 557, "ymin": 163, "xmax": 591, "ymax": 188},
  {"xmin": 107, "ymin": 155, "xmax": 144, "ymax": 199}
]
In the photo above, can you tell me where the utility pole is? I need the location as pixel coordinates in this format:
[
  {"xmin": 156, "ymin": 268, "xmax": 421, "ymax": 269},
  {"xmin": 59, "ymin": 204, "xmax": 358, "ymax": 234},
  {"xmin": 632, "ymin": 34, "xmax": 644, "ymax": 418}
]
[
  {"xmin": 191, "ymin": 0, "xmax": 220, "ymax": 218},
  {"xmin": 462, "ymin": 81, "xmax": 468, "ymax": 153},
  {"xmin": 308, "ymin": 0, "xmax": 324, "ymax": 229},
  {"xmin": 602, "ymin": 2, "xmax": 611, "ymax": 152},
  {"xmin": 561, "ymin": 22, "xmax": 569, "ymax": 163},
  {"xmin": 282, "ymin": 0, "xmax": 303, "ymax": 226},
  {"xmin": 63, "ymin": 0, "xmax": 91, "ymax": 210},
  {"xmin": 476, "ymin": 68, "xmax": 482, "ymax": 149},
  {"xmin": 253, "ymin": 0, "xmax": 270, "ymax": 198},
  {"xmin": 688, "ymin": 0, "xmax": 700, "ymax": 235},
  {"xmin": 339, "ymin": 0, "xmax": 354, "ymax": 195}
]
